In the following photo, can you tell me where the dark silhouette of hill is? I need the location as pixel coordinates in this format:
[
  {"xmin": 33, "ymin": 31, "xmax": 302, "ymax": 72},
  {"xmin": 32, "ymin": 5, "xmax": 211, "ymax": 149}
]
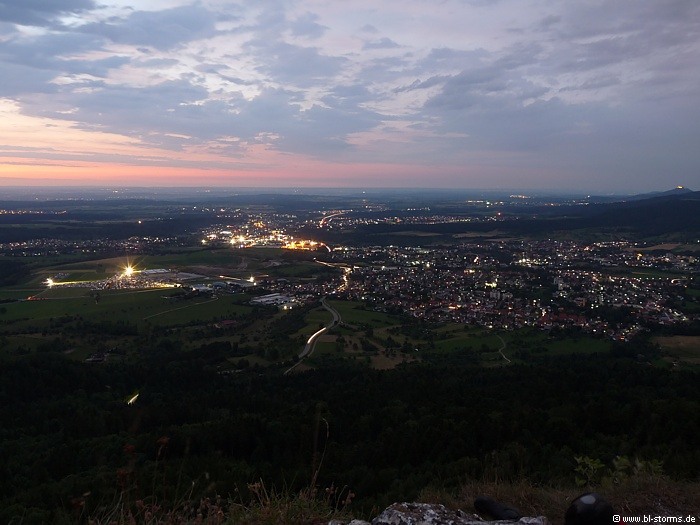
[
  {"xmin": 624, "ymin": 186, "xmax": 693, "ymax": 201},
  {"xmin": 580, "ymin": 190, "xmax": 700, "ymax": 235},
  {"xmin": 503, "ymin": 190, "xmax": 700, "ymax": 237}
]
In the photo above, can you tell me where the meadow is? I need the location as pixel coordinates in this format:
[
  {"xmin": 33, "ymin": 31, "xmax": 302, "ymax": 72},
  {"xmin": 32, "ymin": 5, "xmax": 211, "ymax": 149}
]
[{"xmin": 289, "ymin": 301, "xmax": 613, "ymax": 370}]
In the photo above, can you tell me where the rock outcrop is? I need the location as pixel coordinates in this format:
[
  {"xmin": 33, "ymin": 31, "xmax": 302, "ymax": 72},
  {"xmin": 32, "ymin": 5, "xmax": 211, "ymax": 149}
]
[{"xmin": 330, "ymin": 502, "xmax": 550, "ymax": 525}]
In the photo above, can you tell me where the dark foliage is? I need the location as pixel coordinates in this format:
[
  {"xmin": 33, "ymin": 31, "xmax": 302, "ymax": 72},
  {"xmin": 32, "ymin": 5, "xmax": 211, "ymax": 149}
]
[
  {"xmin": 0, "ymin": 258, "xmax": 30, "ymax": 286},
  {"xmin": 0, "ymin": 350, "xmax": 698, "ymax": 521}
]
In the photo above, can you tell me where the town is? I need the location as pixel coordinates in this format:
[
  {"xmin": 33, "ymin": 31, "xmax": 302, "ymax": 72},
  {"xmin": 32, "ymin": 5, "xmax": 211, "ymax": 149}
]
[{"xmin": 11, "ymin": 207, "xmax": 696, "ymax": 345}]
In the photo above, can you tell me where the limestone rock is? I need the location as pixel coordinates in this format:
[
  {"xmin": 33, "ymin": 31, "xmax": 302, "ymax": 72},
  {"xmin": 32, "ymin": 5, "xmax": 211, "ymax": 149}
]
[
  {"xmin": 369, "ymin": 502, "xmax": 550, "ymax": 525},
  {"xmin": 329, "ymin": 502, "xmax": 550, "ymax": 525}
]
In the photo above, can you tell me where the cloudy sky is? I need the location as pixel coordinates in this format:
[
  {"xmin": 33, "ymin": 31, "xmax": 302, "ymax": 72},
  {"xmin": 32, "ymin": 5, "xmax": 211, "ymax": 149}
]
[{"xmin": 1, "ymin": 0, "xmax": 699, "ymax": 192}]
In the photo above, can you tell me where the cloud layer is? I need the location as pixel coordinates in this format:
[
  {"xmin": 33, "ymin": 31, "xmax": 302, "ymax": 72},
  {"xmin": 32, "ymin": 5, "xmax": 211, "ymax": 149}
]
[{"xmin": 1, "ymin": 0, "xmax": 699, "ymax": 191}]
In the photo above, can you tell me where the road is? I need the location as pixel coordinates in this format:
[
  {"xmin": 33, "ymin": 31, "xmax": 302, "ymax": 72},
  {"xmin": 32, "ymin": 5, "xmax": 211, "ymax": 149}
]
[
  {"xmin": 314, "ymin": 259, "xmax": 352, "ymax": 291},
  {"xmin": 284, "ymin": 297, "xmax": 341, "ymax": 374},
  {"xmin": 319, "ymin": 211, "xmax": 346, "ymax": 227},
  {"xmin": 496, "ymin": 334, "xmax": 511, "ymax": 363}
]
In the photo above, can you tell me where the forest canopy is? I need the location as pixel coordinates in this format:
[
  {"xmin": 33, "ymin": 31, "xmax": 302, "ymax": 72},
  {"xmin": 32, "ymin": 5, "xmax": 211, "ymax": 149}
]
[{"xmin": 1, "ymin": 351, "xmax": 698, "ymax": 521}]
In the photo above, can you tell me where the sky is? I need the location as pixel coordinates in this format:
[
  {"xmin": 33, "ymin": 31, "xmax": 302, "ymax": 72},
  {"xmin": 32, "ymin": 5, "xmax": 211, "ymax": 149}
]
[{"xmin": 1, "ymin": 0, "xmax": 699, "ymax": 192}]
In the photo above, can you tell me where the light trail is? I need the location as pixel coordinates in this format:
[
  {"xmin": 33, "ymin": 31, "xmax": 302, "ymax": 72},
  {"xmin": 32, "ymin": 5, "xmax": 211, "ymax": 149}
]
[
  {"xmin": 285, "ymin": 297, "xmax": 341, "ymax": 375},
  {"xmin": 319, "ymin": 211, "xmax": 346, "ymax": 227},
  {"xmin": 306, "ymin": 326, "xmax": 327, "ymax": 345}
]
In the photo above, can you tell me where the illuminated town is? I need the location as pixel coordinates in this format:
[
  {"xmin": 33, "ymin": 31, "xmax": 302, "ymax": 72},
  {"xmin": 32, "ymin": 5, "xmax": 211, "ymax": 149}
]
[{"xmin": 23, "ymin": 207, "xmax": 698, "ymax": 344}]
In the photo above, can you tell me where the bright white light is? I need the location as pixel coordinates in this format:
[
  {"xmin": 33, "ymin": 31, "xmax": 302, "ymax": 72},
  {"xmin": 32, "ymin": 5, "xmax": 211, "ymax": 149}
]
[{"xmin": 46, "ymin": 278, "xmax": 54, "ymax": 287}]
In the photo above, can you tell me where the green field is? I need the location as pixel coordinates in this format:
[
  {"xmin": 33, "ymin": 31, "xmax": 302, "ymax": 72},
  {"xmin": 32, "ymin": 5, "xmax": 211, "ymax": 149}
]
[
  {"xmin": 32, "ymin": 250, "xmax": 242, "ymax": 274},
  {"xmin": 139, "ymin": 250, "xmax": 244, "ymax": 268},
  {"xmin": 313, "ymin": 340, "xmax": 338, "ymax": 356},
  {"xmin": 306, "ymin": 302, "xmax": 614, "ymax": 366},
  {"xmin": 292, "ymin": 306, "xmax": 334, "ymax": 339},
  {"xmin": 267, "ymin": 262, "xmax": 334, "ymax": 278},
  {"xmin": 2, "ymin": 335, "xmax": 45, "ymax": 352},
  {"xmin": 545, "ymin": 336, "xmax": 610, "ymax": 354},
  {"xmin": 35, "ymin": 286, "xmax": 92, "ymax": 299},
  {"xmin": 433, "ymin": 332, "xmax": 501, "ymax": 352},
  {"xmin": 653, "ymin": 335, "xmax": 700, "ymax": 363},
  {"xmin": 0, "ymin": 289, "xmax": 41, "ymax": 300},
  {"xmin": 0, "ymin": 288, "xmax": 254, "ymax": 333},
  {"xmin": 607, "ymin": 267, "xmax": 688, "ymax": 280},
  {"xmin": 144, "ymin": 296, "xmax": 253, "ymax": 327},
  {"xmin": 327, "ymin": 300, "xmax": 400, "ymax": 327}
]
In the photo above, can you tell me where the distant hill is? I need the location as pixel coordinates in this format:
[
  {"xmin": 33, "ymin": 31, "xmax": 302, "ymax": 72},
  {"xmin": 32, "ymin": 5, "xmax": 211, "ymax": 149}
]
[
  {"xmin": 521, "ymin": 190, "xmax": 700, "ymax": 237},
  {"xmin": 584, "ymin": 186, "xmax": 694, "ymax": 204},
  {"xmin": 585, "ymin": 190, "xmax": 700, "ymax": 235},
  {"xmin": 486, "ymin": 189, "xmax": 700, "ymax": 238},
  {"xmin": 625, "ymin": 186, "xmax": 694, "ymax": 201}
]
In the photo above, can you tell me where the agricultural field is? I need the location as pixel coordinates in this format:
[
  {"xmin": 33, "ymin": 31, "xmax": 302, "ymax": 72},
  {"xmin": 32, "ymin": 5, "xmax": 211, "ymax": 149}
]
[
  {"xmin": 292, "ymin": 306, "xmax": 334, "ymax": 339},
  {"xmin": 296, "ymin": 301, "xmax": 613, "ymax": 370},
  {"xmin": 327, "ymin": 300, "xmax": 398, "ymax": 327},
  {"xmin": 0, "ymin": 247, "xmax": 332, "ymax": 366},
  {"xmin": 653, "ymin": 335, "xmax": 700, "ymax": 365}
]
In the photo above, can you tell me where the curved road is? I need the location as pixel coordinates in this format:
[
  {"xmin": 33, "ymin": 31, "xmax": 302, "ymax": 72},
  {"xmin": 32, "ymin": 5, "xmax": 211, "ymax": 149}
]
[
  {"xmin": 284, "ymin": 297, "xmax": 341, "ymax": 374},
  {"xmin": 496, "ymin": 334, "xmax": 511, "ymax": 363}
]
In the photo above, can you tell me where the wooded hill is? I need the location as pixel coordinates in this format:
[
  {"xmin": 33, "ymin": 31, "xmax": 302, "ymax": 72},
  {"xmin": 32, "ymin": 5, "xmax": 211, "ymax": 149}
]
[{"xmin": 1, "ymin": 350, "xmax": 698, "ymax": 522}]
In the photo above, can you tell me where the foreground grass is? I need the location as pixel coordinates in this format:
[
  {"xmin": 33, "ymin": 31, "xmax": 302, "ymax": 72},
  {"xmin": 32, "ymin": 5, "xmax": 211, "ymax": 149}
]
[
  {"xmin": 87, "ymin": 482, "xmax": 353, "ymax": 525},
  {"xmin": 81, "ymin": 475, "xmax": 700, "ymax": 524}
]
